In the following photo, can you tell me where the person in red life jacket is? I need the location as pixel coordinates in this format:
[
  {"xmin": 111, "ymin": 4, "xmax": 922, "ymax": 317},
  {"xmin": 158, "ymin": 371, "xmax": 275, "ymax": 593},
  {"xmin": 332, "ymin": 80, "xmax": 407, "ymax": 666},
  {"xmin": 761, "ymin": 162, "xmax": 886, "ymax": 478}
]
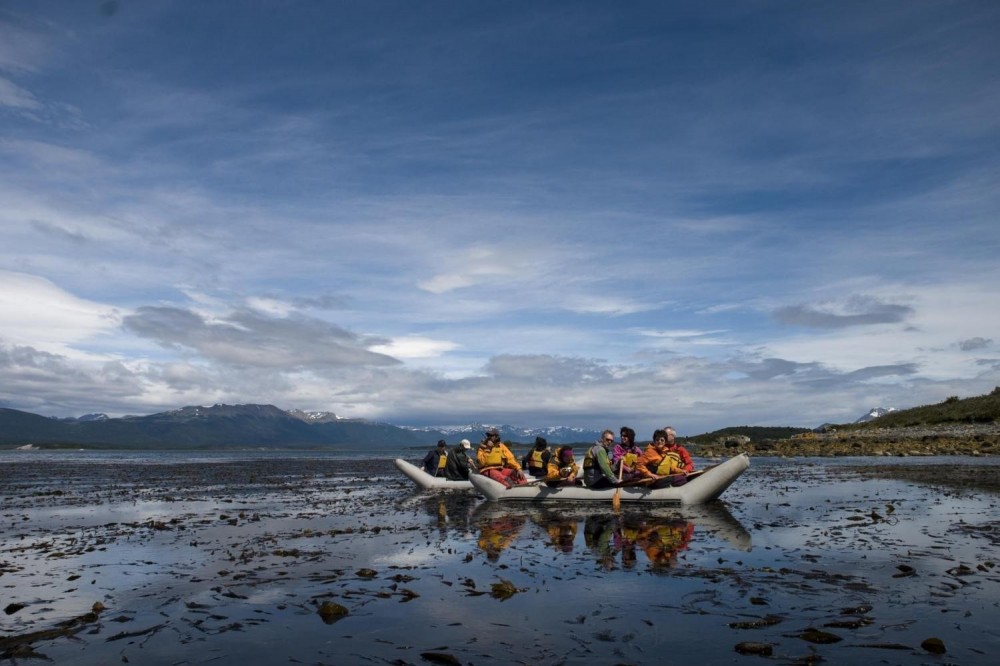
[
  {"xmin": 611, "ymin": 426, "xmax": 644, "ymax": 483},
  {"xmin": 521, "ymin": 436, "xmax": 552, "ymax": 478},
  {"xmin": 636, "ymin": 428, "xmax": 694, "ymax": 487},
  {"xmin": 421, "ymin": 440, "xmax": 449, "ymax": 476},
  {"xmin": 476, "ymin": 428, "xmax": 527, "ymax": 488},
  {"xmin": 661, "ymin": 425, "xmax": 695, "ymax": 473},
  {"xmin": 544, "ymin": 446, "xmax": 582, "ymax": 487}
]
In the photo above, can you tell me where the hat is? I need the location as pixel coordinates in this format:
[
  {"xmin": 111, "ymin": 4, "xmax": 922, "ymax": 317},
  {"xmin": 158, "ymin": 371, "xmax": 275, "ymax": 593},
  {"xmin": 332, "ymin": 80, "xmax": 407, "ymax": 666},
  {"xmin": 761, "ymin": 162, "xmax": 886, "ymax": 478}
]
[
  {"xmin": 559, "ymin": 447, "xmax": 574, "ymax": 459},
  {"xmin": 534, "ymin": 436, "xmax": 547, "ymax": 447},
  {"xmin": 460, "ymin": 439, "xmax": 471, "ymax": 449},
  {"xmin": 485, "ymin": 427, "xmax": 500, "ymax": 437},
  {"xmin": 437, "ymin": 439, "xmax": 447, "ymax": 447}
]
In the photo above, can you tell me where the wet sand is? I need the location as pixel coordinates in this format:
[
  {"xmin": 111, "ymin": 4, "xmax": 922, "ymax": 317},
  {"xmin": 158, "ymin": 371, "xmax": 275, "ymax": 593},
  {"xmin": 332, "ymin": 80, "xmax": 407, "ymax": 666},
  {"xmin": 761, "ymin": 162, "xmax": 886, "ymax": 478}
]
[{"xmin": 2, "ymin": 454, "xmax": 999, "ymax": 664}]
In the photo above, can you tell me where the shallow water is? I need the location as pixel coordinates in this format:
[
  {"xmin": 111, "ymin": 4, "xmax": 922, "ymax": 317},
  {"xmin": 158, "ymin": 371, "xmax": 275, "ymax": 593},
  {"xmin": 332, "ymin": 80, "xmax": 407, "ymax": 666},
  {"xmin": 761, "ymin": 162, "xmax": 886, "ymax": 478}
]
[{"xmin": 1, "ymin": 452, "xmax": 998, "ymax": 665}]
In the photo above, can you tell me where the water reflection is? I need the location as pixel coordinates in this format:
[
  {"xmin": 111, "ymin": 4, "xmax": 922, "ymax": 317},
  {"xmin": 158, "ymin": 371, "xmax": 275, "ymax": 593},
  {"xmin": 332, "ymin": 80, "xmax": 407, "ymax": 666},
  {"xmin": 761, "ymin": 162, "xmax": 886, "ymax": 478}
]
[{"xmin": 469, "ymin": 501, "xmax": 751, "ymax": 570}]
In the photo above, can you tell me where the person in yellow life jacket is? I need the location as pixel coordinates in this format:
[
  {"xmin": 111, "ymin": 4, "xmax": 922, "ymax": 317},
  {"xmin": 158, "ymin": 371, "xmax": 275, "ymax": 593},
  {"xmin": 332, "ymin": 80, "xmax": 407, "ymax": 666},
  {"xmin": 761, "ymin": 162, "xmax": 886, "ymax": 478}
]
[
  {"xmin": 612, "ymin": 426, "xmax": 644, "ymax": 483},
  {"xmin": 521, "ymin": 436, "xmax": 552, "ymax": 478},
  {"xmin": 636, "ymin": 429, "xmax": 693, "ymax": 487},
  {"xmin": 544, "ymin": 446, "xmax": 582, "ymax": 487},
  {"xmin": 421, "ymin": 440, "xmax": 449, "ymax": 476},
  {"xmin": 660, "ymin": 425, "xmax": 695, "ymax": 473},
  {"xmin": 476, "ymin": 428, "xmax": 527, "ymax": 488}
]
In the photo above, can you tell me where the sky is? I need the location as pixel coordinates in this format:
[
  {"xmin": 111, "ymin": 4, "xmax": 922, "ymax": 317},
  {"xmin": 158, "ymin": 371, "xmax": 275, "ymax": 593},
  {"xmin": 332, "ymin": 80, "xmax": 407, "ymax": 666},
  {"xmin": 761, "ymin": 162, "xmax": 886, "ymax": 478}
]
[{"xmin": 2, "ymin": 0, "xmax": 999, "ymax": 437}]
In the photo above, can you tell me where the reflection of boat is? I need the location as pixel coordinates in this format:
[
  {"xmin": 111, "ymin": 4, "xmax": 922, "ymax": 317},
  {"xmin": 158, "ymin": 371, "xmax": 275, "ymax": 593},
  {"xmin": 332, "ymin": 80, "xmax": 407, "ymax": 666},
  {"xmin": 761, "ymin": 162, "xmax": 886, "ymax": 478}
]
[
  {"xmin": 395, "ymin": 458, "xmax": 473, "ymax": 490},
  {"xmin": 472, "ymin": 501, "xmax": 752, "ymax": 569},
  {"xmin": 642, "ymin": 502, "xmax": 751, "ymax": 551},
  {"xmin": 470, "ymin": 453, "xmax": 749, "ymax": 505}
]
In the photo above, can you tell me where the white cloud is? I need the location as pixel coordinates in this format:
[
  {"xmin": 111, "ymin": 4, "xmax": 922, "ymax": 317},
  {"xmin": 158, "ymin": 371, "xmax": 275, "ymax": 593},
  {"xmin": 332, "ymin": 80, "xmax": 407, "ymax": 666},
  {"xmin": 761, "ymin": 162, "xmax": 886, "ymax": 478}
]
[
  {"xmin": 0, "ymin": 270, "xmax": 119, "ymax": 355},
  {"xmin": 0, "ymin": 76, "xmax": 40, "ymax": 109},
  {"xmin": 369, "ymin": 336, "xmax": 459, "ymax": 359}
]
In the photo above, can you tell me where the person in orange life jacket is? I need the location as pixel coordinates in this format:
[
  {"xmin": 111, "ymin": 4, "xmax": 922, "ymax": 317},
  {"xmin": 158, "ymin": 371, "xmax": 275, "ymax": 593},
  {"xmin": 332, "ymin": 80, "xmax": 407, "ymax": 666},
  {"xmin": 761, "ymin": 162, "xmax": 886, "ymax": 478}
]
[
  {"xmin": 636, "ymin": 428, "xmax": 693, "ymax": 486},
  {"xmin": 544, "ymin": 446, "xmax": 582, "ymax": 487},
  {"xmin": 476, "ymin": 428, "xmax": 527, "ymax": 488},
  {"xmin": 445, "ymin": 439, "xmax": 475, "ymax": 480},
  {"xmin": 583, "ymin": 430, "xmax": 618, "ymax": 488},
  {"xmin": 611, "ymin": 426, "xmax": 644, "ymax": 483},
  {"xmin": 521, "ymin": 436, "xmax": 552, "ymax": 478},
  {"xmin": 422, "ymin": 440, "xmax": 449, "ymax": 476}
]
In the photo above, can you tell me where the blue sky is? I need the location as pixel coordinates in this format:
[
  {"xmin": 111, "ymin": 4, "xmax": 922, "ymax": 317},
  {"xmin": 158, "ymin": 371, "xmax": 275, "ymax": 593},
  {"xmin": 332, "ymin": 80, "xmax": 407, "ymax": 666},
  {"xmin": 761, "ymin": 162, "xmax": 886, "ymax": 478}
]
[{"xmin": 2, "ymin": 0, "xmax": 999, "ymax": 436}]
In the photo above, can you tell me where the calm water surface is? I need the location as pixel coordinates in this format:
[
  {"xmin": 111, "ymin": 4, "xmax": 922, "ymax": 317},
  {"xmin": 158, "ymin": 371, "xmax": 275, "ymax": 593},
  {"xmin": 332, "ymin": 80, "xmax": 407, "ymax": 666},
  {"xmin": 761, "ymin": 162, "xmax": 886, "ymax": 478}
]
[{"xmin": 1, "ymin": 450, "xmax": 997, "ymax": 665}]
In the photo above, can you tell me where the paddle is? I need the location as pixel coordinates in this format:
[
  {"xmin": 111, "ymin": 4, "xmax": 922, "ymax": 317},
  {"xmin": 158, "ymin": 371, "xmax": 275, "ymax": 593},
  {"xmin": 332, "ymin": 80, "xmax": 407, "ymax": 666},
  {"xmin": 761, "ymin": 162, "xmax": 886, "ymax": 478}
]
[{"xmin": 612, "ymin": 459, "xmax": 624, "ymax": 511}]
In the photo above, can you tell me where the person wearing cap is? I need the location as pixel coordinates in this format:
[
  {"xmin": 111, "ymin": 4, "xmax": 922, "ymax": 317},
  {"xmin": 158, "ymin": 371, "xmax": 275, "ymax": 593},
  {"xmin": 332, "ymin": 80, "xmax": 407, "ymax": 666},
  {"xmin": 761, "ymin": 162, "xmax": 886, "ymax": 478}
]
[
  {"xmin": 544, "ymin": 445, "xmax": 582, "ymax": 487},
  {"xmin": 521, "ymin": 436, "xmax": 552, "ymax": 478},
  {"xmin": 421, "ymin": 439, "xmax": 449, "ymax": 476},
  {"xmin": 476, "ymin": 428, "xmax": 527, "ymax": 488},
  {"xmin": 445, "ymin": 439, "xmax": 476, "ymax": 480}
]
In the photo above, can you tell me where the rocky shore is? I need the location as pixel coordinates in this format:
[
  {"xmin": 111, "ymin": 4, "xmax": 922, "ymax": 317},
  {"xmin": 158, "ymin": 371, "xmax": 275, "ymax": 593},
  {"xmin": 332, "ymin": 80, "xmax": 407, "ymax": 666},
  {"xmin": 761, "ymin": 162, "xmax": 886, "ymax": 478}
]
[{"xmin": 693, "ymin": 423, "xmax": 1000, "ymax": 458}]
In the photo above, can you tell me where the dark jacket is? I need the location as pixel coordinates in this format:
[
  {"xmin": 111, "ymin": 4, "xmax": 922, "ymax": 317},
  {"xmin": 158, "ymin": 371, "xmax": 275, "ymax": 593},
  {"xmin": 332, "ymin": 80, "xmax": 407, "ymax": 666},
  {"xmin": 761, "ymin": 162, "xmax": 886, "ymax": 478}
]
[
  {"xmin": 445, "ymin": 445, "xmax": 474, "ymax": 480},
  {"xmin": 422, "ymin": 447, "xmax": 447, "ymax": 475}
]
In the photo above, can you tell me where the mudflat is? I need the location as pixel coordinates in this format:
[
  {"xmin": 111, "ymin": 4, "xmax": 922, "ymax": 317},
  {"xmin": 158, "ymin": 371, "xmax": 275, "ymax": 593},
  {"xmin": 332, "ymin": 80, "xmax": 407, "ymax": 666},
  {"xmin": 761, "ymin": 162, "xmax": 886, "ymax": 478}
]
[{"xmin": 2, "ymin": 453, "xmax": 999, "ymax": 664}]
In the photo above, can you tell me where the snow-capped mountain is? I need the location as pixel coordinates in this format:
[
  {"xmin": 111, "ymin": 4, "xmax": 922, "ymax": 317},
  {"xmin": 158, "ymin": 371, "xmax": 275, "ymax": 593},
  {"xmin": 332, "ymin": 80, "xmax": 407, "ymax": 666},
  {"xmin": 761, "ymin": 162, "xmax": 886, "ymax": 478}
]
[
  {"xmin": 286, "ymin": 409, "xmax": 345, "ymax": 424},
  {"xmin": 855, "ymin": 407, "xmax": 897, "ymax": 423},
  {"xmin": 54, "ymin": 413, "xmax": 110, "ymax": 423}
]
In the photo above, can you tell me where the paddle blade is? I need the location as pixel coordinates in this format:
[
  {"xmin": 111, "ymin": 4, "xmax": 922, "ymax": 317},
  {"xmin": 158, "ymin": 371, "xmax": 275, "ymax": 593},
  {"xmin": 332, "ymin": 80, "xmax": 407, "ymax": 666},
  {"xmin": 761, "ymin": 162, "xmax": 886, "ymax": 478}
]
[{"xmin": 612, "ymin": 487, "xmax": 621, "ymax": 511}]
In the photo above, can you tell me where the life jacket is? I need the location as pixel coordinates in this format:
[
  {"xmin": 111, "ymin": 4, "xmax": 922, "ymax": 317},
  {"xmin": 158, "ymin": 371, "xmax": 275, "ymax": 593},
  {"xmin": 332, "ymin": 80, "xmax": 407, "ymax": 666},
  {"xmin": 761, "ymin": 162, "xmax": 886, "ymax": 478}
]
[
  {"xmin": 653, "ymin": 450, "xmax": 685, "ymax": 476},
  {"xmin": 583, "ymin": 444, "xmax": 601, "ymax": 469},
  {"xmin": 437, "ymin": 453, "xmax": 448, "ymax": 470},
  {"xmin": 619, "ymin": 446, "xmax": 641, "ymax": 469},
  {"xmin": 478, "ymin": 444, "xmax": 510, "ymax": 469},
  {"xmin": 525, "ymin": 448, "xmax": 549, "ymax": 472}
]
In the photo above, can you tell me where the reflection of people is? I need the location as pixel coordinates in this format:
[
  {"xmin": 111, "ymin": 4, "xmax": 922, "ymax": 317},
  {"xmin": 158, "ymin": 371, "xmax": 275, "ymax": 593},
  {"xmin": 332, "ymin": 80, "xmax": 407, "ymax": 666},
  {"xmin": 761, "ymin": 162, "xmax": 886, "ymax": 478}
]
[
  {"xmin": 637, "ymin": 429, "xmax": 693, "ymax": 486},
  {"xmin": 476, "ymin": 428, "xmax": 527, "ymax": 488},
  {"xmin": 545, "ymin": 518, "xmax": 578, "ymax": 553},
  {"xmin": 612, "ymin": 427, "xmax": 644, "ymax": 483},
  {"xmin": 477, "ymin": 514, "xmax": 527, "ymax": 561},
  {"xmin": 583, "ymin": 430, "xmax": 619, "ymax": 488},
  {"xmin": 521, "ymin": 437, "xmax": 552, "ymax": 478},
  {"xmin": 445, "ymin": 439, "xmax": 475, "ymax": 480},
  {"xmin": 584, "ymin": 514, "xmax": 618, "ymax": 569},
  {"xmin": 422, "ymin": 440, "xmax": 449, "ymax": 476},
  {"xmin": 635, "ymin": 520, "xmax": 694, "ymax": 568},
  {"xmin": 544, "ymin": 446, "xmax": 582, "ymax": 487}
]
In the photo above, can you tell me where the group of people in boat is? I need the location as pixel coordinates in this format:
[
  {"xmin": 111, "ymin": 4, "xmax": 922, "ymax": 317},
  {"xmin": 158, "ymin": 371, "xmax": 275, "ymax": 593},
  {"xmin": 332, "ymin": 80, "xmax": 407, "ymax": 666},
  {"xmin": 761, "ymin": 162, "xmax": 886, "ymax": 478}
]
[{"xmin": 421, "ymin": 425, "xmax": 696, "ymax": 489}]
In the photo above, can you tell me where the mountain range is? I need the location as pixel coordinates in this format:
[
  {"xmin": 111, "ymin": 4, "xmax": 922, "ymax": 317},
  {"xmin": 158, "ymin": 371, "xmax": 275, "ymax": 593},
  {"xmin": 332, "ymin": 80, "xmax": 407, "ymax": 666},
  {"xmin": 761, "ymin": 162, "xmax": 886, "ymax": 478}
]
[{"xmin": 0, "ymin": 404, "xmax": 605, "ymax": 450}]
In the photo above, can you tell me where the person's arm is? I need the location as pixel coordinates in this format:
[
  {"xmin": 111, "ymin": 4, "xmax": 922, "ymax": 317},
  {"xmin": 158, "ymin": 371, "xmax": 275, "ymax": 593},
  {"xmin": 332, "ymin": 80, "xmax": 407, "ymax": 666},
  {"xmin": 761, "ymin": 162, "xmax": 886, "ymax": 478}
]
[
  {"xmin": 501, "ymin": 445, "xmax": 522, "ymax": 470},
  {"xmin": 678, "ymin": 446, "xmax": 695, "ymax": 473},
  {"xmin": 596, "ymin": 448, "xmax": 617, "ymax": 484},
  {"xmin": 636, "ymin": 449, "xmax": 660, "ymax": 479},
  {"xmin": 544, "ymin": 461, "xmax": 563, "ymax": 483}
]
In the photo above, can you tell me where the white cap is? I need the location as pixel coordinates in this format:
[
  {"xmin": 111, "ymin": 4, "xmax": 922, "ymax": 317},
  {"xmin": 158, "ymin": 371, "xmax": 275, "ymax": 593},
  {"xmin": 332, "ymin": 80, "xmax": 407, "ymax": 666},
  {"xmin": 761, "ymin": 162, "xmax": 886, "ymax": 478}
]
[{"xmin": 460, "ymin": 439, "xmax": 471, "ymax": 448}]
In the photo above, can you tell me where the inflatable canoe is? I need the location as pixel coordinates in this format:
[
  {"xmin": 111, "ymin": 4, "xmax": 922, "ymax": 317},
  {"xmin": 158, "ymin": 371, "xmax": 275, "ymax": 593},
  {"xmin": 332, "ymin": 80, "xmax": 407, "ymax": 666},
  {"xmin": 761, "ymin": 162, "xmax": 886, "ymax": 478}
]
[
  {"xmin": 469, "ymin": 453, "xmax": 749, "ymax": 505},
  {"xmin": 395, "ymin": 458, "xmax": 473, "ymax": 490}
]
